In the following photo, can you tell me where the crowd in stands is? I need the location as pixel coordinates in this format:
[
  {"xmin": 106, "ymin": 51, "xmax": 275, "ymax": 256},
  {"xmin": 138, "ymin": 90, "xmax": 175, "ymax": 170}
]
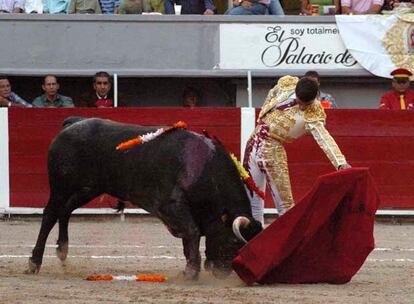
[
  {"xmin": 1, "ymin": 0, "xmax": 413, "ymax": 15},
  {"xmin": 2, "ymin": 68, "xmax": 413, "ymax": 110},
  {"xmin": 0, "ymin": 72, "xmax": 114, "ymax": 108}
]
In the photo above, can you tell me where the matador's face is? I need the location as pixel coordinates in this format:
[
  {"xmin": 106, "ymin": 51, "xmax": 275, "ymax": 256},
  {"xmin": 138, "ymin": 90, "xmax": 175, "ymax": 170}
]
[{"xmin": 296, "ymin": 97, "xmax": 314, "ymax": 110}]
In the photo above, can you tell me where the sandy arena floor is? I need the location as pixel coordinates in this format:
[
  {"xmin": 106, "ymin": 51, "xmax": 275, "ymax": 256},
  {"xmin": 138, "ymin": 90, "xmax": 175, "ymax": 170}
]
[{"xmin": 0, "ymin": 216, "xmax": 413, "ymax": 304}]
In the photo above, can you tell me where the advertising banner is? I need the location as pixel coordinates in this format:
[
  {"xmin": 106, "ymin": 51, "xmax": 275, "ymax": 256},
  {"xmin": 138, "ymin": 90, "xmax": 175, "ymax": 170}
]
[{"xmin": 219, "ymin": 23, "xmax": 362, "ymax": 70}]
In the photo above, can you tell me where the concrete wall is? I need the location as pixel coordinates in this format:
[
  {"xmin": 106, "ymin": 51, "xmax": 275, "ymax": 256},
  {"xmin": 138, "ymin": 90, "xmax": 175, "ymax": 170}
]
[
  {"xmin": 0, "ymin": 14, "xmax": 370, "ymax": 77},
  {"xmin": 1, "ymin": 15, "xmax": 390, "ymax": 108}
]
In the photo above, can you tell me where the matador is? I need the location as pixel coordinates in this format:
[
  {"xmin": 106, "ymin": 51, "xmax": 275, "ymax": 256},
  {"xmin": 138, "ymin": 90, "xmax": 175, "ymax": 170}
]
[{"xmin": 243, "ymin": 76, "xmax": 351, "ymax": 225}]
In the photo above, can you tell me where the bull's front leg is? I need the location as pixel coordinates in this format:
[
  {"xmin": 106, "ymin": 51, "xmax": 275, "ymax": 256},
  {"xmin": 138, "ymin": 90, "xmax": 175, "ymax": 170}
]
[
  {"xmin": 157, "ymin": 187, "xmax": 201, "ymax": 280},
  {"xmin": 163, "ymin": 219, "xmax": 201, "ymax": 280}
]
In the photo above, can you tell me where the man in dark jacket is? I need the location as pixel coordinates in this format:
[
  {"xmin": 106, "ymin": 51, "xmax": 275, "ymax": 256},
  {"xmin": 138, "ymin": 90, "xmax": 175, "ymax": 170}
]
[{"xmin": 79, "ymin": 71, "xmax": 114, "ymax": 108}]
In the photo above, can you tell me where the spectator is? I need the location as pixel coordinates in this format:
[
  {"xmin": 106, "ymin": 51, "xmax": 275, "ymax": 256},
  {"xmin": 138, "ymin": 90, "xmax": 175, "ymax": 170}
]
[
  {"xmin": 68, "ymin": 0, "xmax": 102, "ymax": 13},
  {"xmin": 117, "ymin": 0, "xmax": 143, "ymax": 13},
  {"xmin": 300, "ymin": 0, "xmax": 340, "ymax": 15},
  {"xmin": 100, "ymin": 0, "xmax": 120, "ymax": 13},
  {"xmin": 24, "ymin": 0, "xmax": 43, "ymax": 12},
  {"xmin": 268, "ymin": 0, "xmax": 284, "ymax": 14},
  {"xmin": 164, "ymin": 0, "xmax": 215, "ymax": 14},
  {"xmin": 243, "ymin": 76, "xmax": 350, "ymax": 225},
  {"xmin": 382, "ymin": 0, "xmax": 413, "ymax": 13},
  {"xmin": 80, "ymin": 71, "xmax": 113, "ymax": 107},
  {"xmin": 0, "ymin": 76, "xmax": 32, "ymax": 108},
  {"xmin": 379, "ymin": 68, "xmax": 414, "ymax": 110},
  {"xmin": 341, "ymin": 0, "xmax": 383, "ymax": 14},
  {"xmin": 32, "ymin": 75, "xmax": 74, "ymax": 108},
  {"xmin": 182, "ymin": 86, "xmax": 201, "ymax": 108},
  {"xmin": 304, "ymin": 70, "xmax": 338, "ymax": 108},
  {"xmin": 43, "ymin": 0, "xmax": 70, "ymax": 13},
  {"xmin": 143, "ymin": 0, "xmax": 164, "ymax": 13},
  {"xmin": 0, "ymin": 0, "xmax": 25, "ymax": 12},
  {"xmin": 225, "ymin": 0, "xmax": 270, "ymax": 14}
]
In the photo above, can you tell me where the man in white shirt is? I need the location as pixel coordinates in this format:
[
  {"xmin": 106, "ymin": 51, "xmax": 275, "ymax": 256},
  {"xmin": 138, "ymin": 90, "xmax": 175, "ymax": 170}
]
[{"xmin": 24, "ymin": 0, "xmax": 43, "ymax": 13}]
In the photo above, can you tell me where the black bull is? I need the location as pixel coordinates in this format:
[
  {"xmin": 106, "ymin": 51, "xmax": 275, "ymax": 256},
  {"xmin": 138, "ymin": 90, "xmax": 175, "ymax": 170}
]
[{"xmin": 27, "ymin": 117, "xmax": 262, "ymax": 279}]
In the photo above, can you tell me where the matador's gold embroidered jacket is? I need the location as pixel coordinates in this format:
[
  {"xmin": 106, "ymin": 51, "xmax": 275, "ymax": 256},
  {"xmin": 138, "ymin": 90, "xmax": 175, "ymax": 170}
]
[{"xmin": 257, "ymin": 76, "xmax": 347, "ymax": 170}]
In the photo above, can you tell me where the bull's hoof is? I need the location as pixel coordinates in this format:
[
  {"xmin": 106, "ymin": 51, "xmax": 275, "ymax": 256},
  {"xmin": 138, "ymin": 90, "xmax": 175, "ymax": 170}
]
[
  {"xmin": 56, "ymin": 242, "xmax": 68, "ymax": 262},
  {"xmin": 212, "ymin": 267, "xmax": 232, "ymax": 280},
  {"xmin": 183, "ymin": 268, "xmax": 199, "ymax": 281},
  {"xmin": 25, "ymin": 258, "xmax": 40, "ymax": 274}
]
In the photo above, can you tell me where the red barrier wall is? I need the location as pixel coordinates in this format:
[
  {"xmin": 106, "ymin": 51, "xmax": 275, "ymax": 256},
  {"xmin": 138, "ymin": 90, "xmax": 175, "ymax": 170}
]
[
  {"xmin": 8, "ymin": 108, "xmax": 414, "ymax": 210},
  {"xmin": 284, "ymin": 109, "xmax": 414, "ymax": 209},
  {"xmin": 8, "ymin": 108, "xmax": 241, "ymax": 208}
]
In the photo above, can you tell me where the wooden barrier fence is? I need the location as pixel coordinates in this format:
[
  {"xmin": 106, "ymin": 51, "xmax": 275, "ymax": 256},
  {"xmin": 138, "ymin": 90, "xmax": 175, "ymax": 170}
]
[{"xmin": 1, "ymin": 108, "xmax": 413, "ymax": 214}]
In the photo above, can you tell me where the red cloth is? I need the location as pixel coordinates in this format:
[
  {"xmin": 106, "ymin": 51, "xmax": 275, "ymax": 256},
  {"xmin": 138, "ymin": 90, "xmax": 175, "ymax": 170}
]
[
  {"xmin": 232, "ymin": 168, "xmax": 380, "ymax": 285},
  {"xmin": 379, "ymin": 90, "xmax": 414, "ymax": 110}
]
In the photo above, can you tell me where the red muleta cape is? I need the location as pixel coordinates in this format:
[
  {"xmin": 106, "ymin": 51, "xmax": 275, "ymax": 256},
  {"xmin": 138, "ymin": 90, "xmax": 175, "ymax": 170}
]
[{"xmin": 232, "ymin": 168, "xmax": 380, "ymax": 285}]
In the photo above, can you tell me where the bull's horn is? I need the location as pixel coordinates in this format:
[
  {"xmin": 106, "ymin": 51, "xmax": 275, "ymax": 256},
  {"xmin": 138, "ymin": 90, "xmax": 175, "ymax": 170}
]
[{"xmin": 232, "ymin": 216, "xmax": 250, "ymax": 244}]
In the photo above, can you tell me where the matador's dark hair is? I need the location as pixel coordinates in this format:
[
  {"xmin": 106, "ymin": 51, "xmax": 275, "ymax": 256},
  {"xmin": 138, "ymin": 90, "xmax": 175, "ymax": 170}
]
[{"xmin": 295, "ymin": 77, "xmax": 319, "ymax": 103}]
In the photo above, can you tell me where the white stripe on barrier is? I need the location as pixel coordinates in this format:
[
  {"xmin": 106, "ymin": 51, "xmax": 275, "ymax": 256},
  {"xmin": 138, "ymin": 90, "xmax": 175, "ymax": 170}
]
[
  {"xmin": 2, "ymin": 207, "xmax": 414, "ymax": 216},
  {"xmin": 240, "ymin": 107, "xmax": 256, "ymax": 161},
  {"xmin": 263, "ymin": 208, "xmax": 414, "ymax": 216},
  {"xmin": 0, "ymin": 108, "xmax": 9, "ymax": 212}
]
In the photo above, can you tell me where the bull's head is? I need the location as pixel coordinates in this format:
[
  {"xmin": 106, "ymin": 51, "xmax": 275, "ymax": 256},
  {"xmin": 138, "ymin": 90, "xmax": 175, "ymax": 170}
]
[{"xmin": 204, "ymin": 216, "xmax": 262, "ymax": 278}]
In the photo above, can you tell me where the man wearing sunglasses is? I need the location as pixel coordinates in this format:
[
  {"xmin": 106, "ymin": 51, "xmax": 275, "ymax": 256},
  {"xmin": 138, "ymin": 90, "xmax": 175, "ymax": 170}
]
[{"xmin": 379, "ymin": 68, "xmax": 414, "ymax": 110}]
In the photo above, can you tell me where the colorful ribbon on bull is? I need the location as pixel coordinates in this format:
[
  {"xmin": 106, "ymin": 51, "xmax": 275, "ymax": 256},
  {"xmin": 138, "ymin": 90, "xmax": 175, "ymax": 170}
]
[
  {"xmin": 230, "ymin": 154, "xmax": 265, "ymax": 200},
  {"xmin": 116, "ymin": 121, "xmax": 188, "ymax": 151},
  {"xmin": 86, "ymin": 274, "xmax": 167, "ymax": 282},
  {"xmin": 116, "ymin": 121, "xmax": 264, "ymax": 200}
]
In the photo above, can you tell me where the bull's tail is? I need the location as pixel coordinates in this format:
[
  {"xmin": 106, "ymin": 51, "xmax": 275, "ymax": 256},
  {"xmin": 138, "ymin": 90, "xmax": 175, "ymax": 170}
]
[{"xmin": 62, "ymin": 116, "xmax": 88, "ymax": 129}]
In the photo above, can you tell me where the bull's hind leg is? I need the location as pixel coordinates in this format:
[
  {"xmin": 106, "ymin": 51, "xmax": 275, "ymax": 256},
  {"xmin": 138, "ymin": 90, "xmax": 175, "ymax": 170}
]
[
  {"xmin": 26, "ymin": 194, "xmax": 63, "ymax": 274},
  {"xmin": 181, "ymin": 234, "xmax": 201, "ymax": 280},
  {"xmin": 158, "ymin": 189, "xmax": 201, "ymax": 280},
  {"xmin": 56, "ymin": 188, "xmax": 100, "ymax": 263}
]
